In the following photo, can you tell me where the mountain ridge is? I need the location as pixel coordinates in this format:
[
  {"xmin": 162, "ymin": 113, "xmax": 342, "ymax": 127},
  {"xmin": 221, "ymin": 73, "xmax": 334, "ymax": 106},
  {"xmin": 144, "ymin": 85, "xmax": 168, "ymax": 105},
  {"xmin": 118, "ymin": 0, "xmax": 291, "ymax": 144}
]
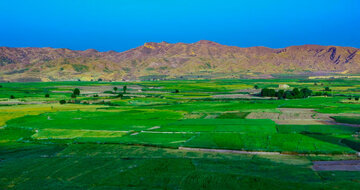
[{"xmin": 0, "ymin": 41, "xmax": 359, "ymax": 82}]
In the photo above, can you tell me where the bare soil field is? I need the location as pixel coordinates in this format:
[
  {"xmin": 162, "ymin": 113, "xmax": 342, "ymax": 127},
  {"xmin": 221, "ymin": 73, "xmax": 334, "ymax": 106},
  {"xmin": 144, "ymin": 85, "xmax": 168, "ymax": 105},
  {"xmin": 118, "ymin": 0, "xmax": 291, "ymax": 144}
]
[{"xmin": 313, "ymin": 160, "xmax": 360, "ymax": 171}]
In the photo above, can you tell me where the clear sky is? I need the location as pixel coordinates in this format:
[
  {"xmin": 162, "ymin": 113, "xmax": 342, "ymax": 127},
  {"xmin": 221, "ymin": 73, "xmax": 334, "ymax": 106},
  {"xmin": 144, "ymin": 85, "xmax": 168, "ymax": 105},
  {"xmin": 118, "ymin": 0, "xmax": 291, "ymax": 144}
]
[{"xmin": 1, "ymin": 0, "xmax": 359, "ymax": 51}]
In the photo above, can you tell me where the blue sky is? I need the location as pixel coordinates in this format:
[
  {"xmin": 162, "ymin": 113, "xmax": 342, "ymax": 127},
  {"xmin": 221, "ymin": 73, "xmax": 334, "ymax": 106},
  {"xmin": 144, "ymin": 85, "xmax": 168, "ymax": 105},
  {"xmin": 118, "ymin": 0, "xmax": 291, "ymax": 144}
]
[{"xmin": 0, "ymin": 0, "xmax": 359, "ymax": 51}]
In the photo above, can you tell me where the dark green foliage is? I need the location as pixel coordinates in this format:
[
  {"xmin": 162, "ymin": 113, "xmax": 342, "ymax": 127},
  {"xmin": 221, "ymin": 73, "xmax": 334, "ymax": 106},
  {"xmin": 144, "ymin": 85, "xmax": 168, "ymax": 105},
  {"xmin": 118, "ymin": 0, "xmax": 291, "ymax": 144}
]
[
  {"xmin": 0, "ymin": 85, "xmax": 2, "ymax": 88},
  {"xmin": 325, "ymin": 87, "xmax": 331, "ymax": 91},
  {"xmin": 355, "ymin": 97, "xmax": 359, "ymax": 101},
  {"xmin": 262, "ymin": 87, "xmax": 312, "ymax": 99},
  {"xmin": 260, "ymin": 88, "xmax": 276, "ymax": 97},
  {"xmin": 276, "ymin": 90, "xmax": 285, "ymax": 99},
  {"xmin": 174, "ymin": 89, "xmax": 180, "ymax": 93},
  {"xmin": 10, "ymin": 95, "xmax": 15, "ymax": 99},
  {"xmin": 98, "ymin": 78, "xmax": 103, "ymax": 81},
  {"xmin": 71, "ymin": 93, "xmax": 77, "ymax": 98},
  {"xmin": 73, "ymin": 88, "xmax": 80, "ymax": 96},
  {"xmin": 59, "ymin": 100, "xmax": 66, "ymax": 104},
  {"xmin": 117, "ymin": 93, "xmax": 124, "ymax": 98},
  {"xmin": 45, "ymin": 93, "xmax": 50, "ymax": 98},
  {"xmin": 123, "ymin": 85, "xmax": 127, "ymax": 93},
  {"xmin": 113, "ymin": 87, "xmax": 118, "ymax": 92},
  {"xmin": 254, "ymin": 85, "xmax": 259, "ymax": 89},
  {"xmin": 300, "ymin": 88, "xmax": 312, "ymax": 98}
]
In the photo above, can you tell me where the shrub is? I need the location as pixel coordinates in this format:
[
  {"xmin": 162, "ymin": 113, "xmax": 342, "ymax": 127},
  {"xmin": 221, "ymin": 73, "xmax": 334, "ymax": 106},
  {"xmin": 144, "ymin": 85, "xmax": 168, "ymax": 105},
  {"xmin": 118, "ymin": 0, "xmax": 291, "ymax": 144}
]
[
  {"xmin": 174, "ymin": 89, "xmax": 180, "ymax": 93},
  {"xmin": 324, "ymin": 87, "xmax": 331, "ymax": 91},
  {"xmin": 0, "ymin": 85, "xmax": 2, "ymax": 88},
  {"xmin": 59, "ymin": 100, "xmax": 66, "ymax": 104},
  {"xmin": 71, "ymin": 94, "xmax": 77, "ymax": 98},
  {"xmin": 45, "ymin": 93, "xmax": 50, "ymax": 98},
  {"xmin": 254, "ymin": 85, "xmax": 259, "ymax": 89},
  {"xmin": 355, "ymin": 97, "xmax": 359, "ymax": 101},
  {"xmin": 10, "ymin": 95, "xmax": 15, "ymax": 99},
  {"xmin": 73, "ymin": 88, "xmax": 80, "ymax": 96},
  {"xmin": 123, "ymin": 85, "xmax": 127, "ymax": 93}
]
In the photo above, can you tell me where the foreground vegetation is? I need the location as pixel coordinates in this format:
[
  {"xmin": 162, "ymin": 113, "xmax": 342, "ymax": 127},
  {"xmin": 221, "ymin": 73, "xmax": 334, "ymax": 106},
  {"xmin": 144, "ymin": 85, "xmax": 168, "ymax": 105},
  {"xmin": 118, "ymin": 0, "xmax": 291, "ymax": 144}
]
[{"xmin": 1, "ymin": 78, "xmax": 360, "ymax": 189}]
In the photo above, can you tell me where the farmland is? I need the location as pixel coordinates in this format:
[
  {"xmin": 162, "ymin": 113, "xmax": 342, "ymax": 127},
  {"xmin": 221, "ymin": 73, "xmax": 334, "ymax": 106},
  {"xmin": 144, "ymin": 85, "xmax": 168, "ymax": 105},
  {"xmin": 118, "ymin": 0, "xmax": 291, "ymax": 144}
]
[{"xmin": 1, "ymin": 78, "xmax": 360, "ymax": 189}]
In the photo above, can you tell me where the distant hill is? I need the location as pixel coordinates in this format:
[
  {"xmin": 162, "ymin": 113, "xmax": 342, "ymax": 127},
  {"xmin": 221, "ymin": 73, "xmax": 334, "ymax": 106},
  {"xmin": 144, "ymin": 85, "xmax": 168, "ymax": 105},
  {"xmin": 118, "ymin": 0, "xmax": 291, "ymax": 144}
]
[{"xmin": 0, "ymin": 40, "xmax": 359, "ymax": 81}]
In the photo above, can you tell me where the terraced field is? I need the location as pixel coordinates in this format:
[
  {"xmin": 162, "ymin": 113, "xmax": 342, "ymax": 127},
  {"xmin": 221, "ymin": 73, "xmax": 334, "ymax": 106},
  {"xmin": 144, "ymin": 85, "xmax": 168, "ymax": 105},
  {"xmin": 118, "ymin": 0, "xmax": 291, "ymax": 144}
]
[{"xmin": 1, "ymin": 78, "xmax": 360, "ymax": 189}]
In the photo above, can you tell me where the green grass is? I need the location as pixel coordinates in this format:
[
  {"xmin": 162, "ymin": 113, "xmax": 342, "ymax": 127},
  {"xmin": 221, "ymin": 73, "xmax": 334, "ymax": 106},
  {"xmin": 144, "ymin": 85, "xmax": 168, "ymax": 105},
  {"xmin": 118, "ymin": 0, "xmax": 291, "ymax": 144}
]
[
  {"xmin": 331, "ymin": 116, "xmax": 360, "ymax": 124},
  {"xmin": 1, "ymin": 78, "xmax": 360, "ymax": 189}
]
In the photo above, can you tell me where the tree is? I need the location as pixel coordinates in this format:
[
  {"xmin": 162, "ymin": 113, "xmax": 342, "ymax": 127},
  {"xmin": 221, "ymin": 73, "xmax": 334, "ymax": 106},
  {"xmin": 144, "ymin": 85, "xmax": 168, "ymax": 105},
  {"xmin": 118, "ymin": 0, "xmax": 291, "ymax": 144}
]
[
  {"xmin": 117, "ymin": 93, "xmax": 123, "ymax": 98},
  {"xmin": 59, "ymin": 100, "xmax": 66, "ymax": 104},
  {"xmin": 10, "ymin": 95, "xmax": 15, "ymax": 99},
  {"xmin": 268, "ymin": 89, "xmax": 276, "ymax": 97},
  {"xmin": 324, "ymin": 87, "xmax": 331, "ymax": 91},
  {"xmin": 0, "ymin": 85, "xmax": 2, "ymax": 88},
  {"xmin": 300, "ymin": 88, "xmax": 312, "ymax": 98},
  {"xmin": 174, "ymin": 89, "xmax": 180, "ymax": 93},
  {"xmin": 45, "ymin": 93, "xmax": 50, "ymax": 98},
  {"xmin": 98, "ymin": 78, "xmax": 103, "ymax": 81},
  {"xmin": 292, "ymin": 88, "xmax": 300, "ymax": 98},
  {"xmin": 260, "ymin": 88, "xmax": 276, "ymax": 97},
  {"xmin": 261, "ymin": 88, "xmax": 269, "ymax": 97},
  {"xmin": 123, "ymin": 85, "xmax": 127, "ymax": 93},
  {"xmin": 73, "ymin": 88, "xmax": 80, "ymax": 96},
  {"xmin": 113, "ymin": 87, "xmax": 118, "ymax": 93},
  {"xmin": 355, "ymin": 97, "xmax": 359, "ymax": 101},
  {"xmin": 277, "ymin": 90, "xmax": 285, "ymax": 99},
  {"xmin": 284, "ymin": 91, "xmax": 294, "ymax": 99},
  {"xmin": 71, "ymin": 93, "xmax": 77, "ymax": 98},
  {"xmin": 254, "ymin": 85, "xmax": 259, "ymax": 89}
]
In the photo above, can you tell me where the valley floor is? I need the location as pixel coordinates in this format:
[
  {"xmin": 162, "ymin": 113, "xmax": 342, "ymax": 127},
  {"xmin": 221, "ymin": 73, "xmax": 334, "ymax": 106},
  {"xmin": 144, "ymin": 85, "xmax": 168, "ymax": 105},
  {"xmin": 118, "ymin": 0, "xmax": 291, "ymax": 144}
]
[{"xmin": 0, "ymin": 78, "xmax": 360, "ymax": 189}]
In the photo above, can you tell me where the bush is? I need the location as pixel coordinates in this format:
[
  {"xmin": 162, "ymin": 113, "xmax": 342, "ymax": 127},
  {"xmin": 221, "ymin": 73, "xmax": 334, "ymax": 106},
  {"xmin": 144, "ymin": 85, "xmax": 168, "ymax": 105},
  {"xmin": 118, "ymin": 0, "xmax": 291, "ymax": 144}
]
[
  {"xmin": 73, "ymin": 88, "xmax": 80, "ymax": 96},
  {"xmin": 254, "ymin": 85, "xmax": 259, "ymax": 89},
  {"xmin": 71, "ymin": 93, "xmax": 77, "ymax": 98},
  {"xmin": 45, "ymin": 93, "xmax": 50, "ymax": 98},
  {"xmin": 59, "ymin": 100, "xmax": 66, "ymax": 104},
  {"xmin": 10, "ymin": 95, "xmax": 15, "ymax": 99},
  {"xmin": 355, "ymin": 97, "xmax": 359, "ymax": 101},
  {"xmin": 0, "ymin": 85, "xmax": 2, "ymax": 88},
  {"xmin": 174, "ymin": 89, "xmax": 180, "ymax": 93},
  {"xmin": 324, "ymin": 87, "xmax": 331, "ymax": 91}
]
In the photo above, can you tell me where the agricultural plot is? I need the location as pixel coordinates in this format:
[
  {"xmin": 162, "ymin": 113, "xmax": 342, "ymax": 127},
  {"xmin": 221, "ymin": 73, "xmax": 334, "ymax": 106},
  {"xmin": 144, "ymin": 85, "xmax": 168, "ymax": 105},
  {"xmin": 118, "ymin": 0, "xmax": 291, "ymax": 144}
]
[{"xmin": 1, "ymin": 78, "xmax": 360, "ymax": 189}]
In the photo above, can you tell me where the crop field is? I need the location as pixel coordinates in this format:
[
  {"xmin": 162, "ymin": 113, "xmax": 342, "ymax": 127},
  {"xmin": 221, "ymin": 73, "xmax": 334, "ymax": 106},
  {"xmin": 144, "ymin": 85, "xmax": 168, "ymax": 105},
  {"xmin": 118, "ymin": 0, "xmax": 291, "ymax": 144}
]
[{"xmin": 1, "ymin": 78, "xmax": 360, "ymax": 189}]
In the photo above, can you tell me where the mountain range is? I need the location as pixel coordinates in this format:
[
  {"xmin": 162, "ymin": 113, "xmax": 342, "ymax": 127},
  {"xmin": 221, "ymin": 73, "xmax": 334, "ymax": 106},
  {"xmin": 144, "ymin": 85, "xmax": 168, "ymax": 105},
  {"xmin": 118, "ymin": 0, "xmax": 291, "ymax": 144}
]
[{"xmin": 0, "ymin": 40, "xmax": 359, "ymax": 82}]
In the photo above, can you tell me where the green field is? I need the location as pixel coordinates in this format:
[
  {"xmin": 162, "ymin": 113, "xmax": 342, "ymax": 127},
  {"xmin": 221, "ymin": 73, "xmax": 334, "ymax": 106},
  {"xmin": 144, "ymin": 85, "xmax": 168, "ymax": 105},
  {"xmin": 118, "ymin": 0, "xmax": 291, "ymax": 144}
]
[{"xmin": 1, "ymin": 78, "xmax": 360, "ymax": 189}]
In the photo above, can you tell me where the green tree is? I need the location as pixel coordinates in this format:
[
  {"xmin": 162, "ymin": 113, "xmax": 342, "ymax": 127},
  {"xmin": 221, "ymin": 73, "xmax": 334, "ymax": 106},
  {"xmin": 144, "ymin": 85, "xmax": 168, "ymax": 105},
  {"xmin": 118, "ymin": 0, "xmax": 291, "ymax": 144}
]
[
  {"xmin": 71, "ymin": 93, "xmax": 77, "ymax": 98},
  {"xmin": 292, "ymin": 88, "xmax": 300, "ymax": 98},
  {"xmin": 73, "ymin": 88, "xmax": 80, "ymax": 96},
  {"xmin": 277, "ymin": 90, "xmax": 285, "ymax": 99},
  {"xmin": 324, "ymin": 87, "xmax": 331, "ymax": 91},
  {"xmin": 300, "ymin": 88, "xmax": 312, "ymax": 98},
  {"xmin": 254, "ymin": 85, "xmax": 259, "ymax": 89},
  {"xmin": 260, "ymin": 88, "xmax": 269, "ymax": 97},
  {"xmin": 10, "ymin": 95, "xmax": 15, "ymax": 99},
  {"xmin": 123, "ymin": 85, "xmax": 127, "ymax": 93},
  {"xmin": 45, "ymin": 93, "xmax": 50, "ymax": 98},
  {"xmin": 113, "ymin": 87, "xmax": 118, "ymax": 93},
  {"xmin": 59, "ymin": 100, "xmax": 66, "ymax": 104}
]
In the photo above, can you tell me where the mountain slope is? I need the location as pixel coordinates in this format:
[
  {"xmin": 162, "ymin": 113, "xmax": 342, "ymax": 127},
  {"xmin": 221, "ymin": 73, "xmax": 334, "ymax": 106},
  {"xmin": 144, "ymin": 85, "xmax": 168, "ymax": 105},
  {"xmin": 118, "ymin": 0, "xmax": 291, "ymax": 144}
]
[{"xmin": 0, "ymin": 41, "xmax": 359, "ymax": 81}]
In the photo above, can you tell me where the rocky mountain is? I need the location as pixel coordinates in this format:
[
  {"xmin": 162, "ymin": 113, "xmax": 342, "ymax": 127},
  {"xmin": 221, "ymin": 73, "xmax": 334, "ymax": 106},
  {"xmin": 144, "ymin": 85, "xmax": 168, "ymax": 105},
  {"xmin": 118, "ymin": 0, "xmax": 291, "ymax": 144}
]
[{"xmin": 0, "ymin": 40, "xmax": 359, "ymax": 81}]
